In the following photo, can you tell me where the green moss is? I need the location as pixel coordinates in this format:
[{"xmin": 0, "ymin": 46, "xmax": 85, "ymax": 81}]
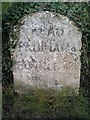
[{"xmin": 3, "ymin": 86, "xmax": 89, "ymax": 118}]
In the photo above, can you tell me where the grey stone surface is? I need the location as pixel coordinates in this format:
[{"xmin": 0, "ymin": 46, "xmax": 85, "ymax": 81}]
[{"xmin": 10, "ymin": 11, "xmax": 82, "ymax": 93}]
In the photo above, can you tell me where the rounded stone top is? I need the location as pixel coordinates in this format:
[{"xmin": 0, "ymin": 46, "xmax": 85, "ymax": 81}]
[
  {"xmin": 10, "ymin": 11, "xmax": 82, "ymax": 93},
  {"xmin": 12, "ymin": 11, "xmax": 82, "ymax": 55}
]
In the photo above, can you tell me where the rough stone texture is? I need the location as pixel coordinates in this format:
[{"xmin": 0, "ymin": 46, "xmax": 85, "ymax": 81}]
[{"xmin": 10, "ymin": 11, "xmax": 82, "ymax": 92}]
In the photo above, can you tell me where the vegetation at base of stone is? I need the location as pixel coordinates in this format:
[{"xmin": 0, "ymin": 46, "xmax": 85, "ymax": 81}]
[
  {"xmin": 2, "ymin": 2, "xmax": 90, "ymax": 118},
  {"xmin": 3, "ymin": 86, "xmax": 88, "ymax": 118}
]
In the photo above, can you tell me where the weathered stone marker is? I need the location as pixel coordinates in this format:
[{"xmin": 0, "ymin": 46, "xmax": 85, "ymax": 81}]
[{"xmin": 10, "ymin": 11, "xmax": 82, "ymax": 93}]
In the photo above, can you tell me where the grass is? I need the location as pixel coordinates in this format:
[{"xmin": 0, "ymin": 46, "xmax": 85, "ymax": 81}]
[
  {"xmin": 0, "ymin": 83, "xmax": 2, "ymax": 119},
  {"xmin": 3, "ymin": 86, "xmax": 89, "ymax": 118}
]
